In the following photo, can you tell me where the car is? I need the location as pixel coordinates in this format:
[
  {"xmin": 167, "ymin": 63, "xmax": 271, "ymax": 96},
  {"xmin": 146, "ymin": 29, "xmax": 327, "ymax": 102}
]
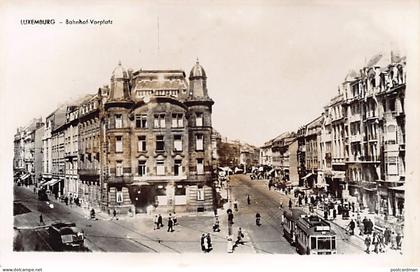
[{"xmin": 48, "ymin": 222, "xmax": 85, "ymax": 251}]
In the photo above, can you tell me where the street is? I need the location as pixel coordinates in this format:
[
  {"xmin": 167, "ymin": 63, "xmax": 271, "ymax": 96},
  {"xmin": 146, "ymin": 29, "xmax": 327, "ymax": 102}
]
[
  {"xmin": 228, "ymin": 174, "xmax": 365, "ymax": 254},
  {"xmin": 14, "ymin": 175, "xmax": 366, "ymax": 254}
]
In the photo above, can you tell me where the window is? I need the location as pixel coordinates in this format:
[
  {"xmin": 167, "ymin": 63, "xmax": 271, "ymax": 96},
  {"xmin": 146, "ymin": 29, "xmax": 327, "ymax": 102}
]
[
  {"xmin": 172, "ymin": 113, "xmax": 184, "ymax": 128},
  {"xmin": 154, "ymin": 114, "xmax": 166, "ymax": 128},
  {"xmin": 156, "ymin": 160, "xmax": 165, "ymax": 175},
  {"xmin": 115, "ymin": 114, "xmax": 122, "ymax": 128},
  {"xmin": 116, "ymin": 160, "xmax": 123, "ymax": 176},
  {"xmin": 197, "ymin": 187, "xmax": 204, "ymax": 200},
  {"xmin": 174, "ymin": 135, "xmax": 182, "ymax": 151},
  {"xmin": 175, "ymin": 184, "xmax": 186, "ymax": 195},
  {"xmin": 115, "ymin": 136, "xmax": 123, "ymax": 153},
  {"xmin": 196, "ymin": 134, "xmax": 204, "ymax": 151},
  {"xmin": 116, "ymin": 191, "xmax": 123, "ymax": 203},
  {"xmin": 196, "ymin": 159, "xmax": 204, "ymax": 175},
  {"xmin": 196, "ymin": 113, "xmax": 203, "ymax": 127},
  {"xmin": 138, "ymin": 136, "xmax": 146, "ymax": 152},
  {"xmin": 387, "ymin": 156, "xmax": 398, "ymax": 175},
  {"xmin": 156, "ymin": 135, "xmax": 165, "ymax": 151},
  {"xmin": 138, "ymin": 160, "xmax": 147, "ymax": 176},
  {"xmin": 174, "ymin": 159, "xmax": 182, "ymax": 176},
  {"xmin": 135, "ymin": 114, "xmax": 148, "ymax": 128}
]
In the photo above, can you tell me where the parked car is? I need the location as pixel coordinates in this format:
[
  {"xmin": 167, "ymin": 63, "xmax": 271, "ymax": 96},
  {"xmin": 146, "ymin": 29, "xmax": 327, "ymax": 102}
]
[{"xmin": 48, "ymin": 222, "xmax": 85, "ymax": 251}]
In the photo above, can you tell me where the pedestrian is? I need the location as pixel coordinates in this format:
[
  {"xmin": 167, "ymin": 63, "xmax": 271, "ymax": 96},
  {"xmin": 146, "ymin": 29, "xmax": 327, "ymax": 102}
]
[
  {"xmin": 372, "ymin": 232, "xmax": 379, "ymax": 254},
  {"xmin": 228, "ymin": 210, "xmax": 234, "ymax": 225},
  {"xmin": 90, "ymin": 208, "xmax": 95, "ymax": 219},
  {"xmin": 233, "ymin": 200, "xmax": 238, "ymax": 212},
  {"xmin": 64, "ymin": 196, "xmax": 69, "ymax": 206},
  {"xmin": 39, "ymin": 214, "xmax": 44, "ymax": 225},
  {"xmin": 362, "ymin": 217, "xmax": 368, "ymax": 235},
  {"xmin": 213, "ymin": 216, "xmax": 220, "ymax": 232},
  {"xmin": 367, "ymin": 218, "xmax": 373, "ymax": 235},
  {"xmin": 247, "ymin": 195, "xmax": 250, "ymax": 205},
  {"xmin": 207, "ymin": 233, "xmax": 213, "ymax": 252},
  {"xmin": 390, "ymin": 231, "xmax": 397, "ymax": 249},
  {"xmin": 347, "ymin": 219, "xmax": 355, "ymax": 235},
  {"xmin": 378, "ymin": 232, "xmax": 385, "ymax": 253},
  {"xmin": 256, "ymin": 212, "xmax": 261, "ymax": 226},
  {"xmin": 289, "ymin": 198, "xmax": 292, "ymax": 209},
  {"xmin": 154, "ymin": 215, "xmax": 159, "ymax": 230},
  {"xmin": 351, "ymin": 202, "xmax": 355, "ymax": 213},
  {"xmin": 396, "ymin": 232, "xmax": 402, "ymax": 250},
  {"xmin": 173, "ymin": 212, "xmax": 178, "ymax": 226},
  {"xmin": 365, "ymin": 235, "xmax": 371, "ymax": 254},
  {"xmin": 201, "ymin": 233, "xmax": 206, "ymax": 252},
  {"xmin": 324, "ymin": 209, "xmax": 328, "ymax": 220},
  {"xmin": 304, "ymin": 195, "xmax": 308, "ymax": 206},
  {"xmin": 113, "ymin": 209, "xmax": 117, "ymax": 220},
  {"xmin": 384, "ymin": 228, "xmax": 391, "ymax": 246},
  {"xmin": 167, "ymin": 217, "xmax": 174, "ymax": 232},
  {"xmin": 236, "ymin": 227, "xmax": 244, "ymax": 245},
  {"xmin": 333, "ymin": 208, "xmax": 337, "ymax": 220},
  {"xmin": 158, "ymin": 214, "xmax": 163, "ymax": 227},
  {"xmin": 33, "ymin": 186, "xmax": 36, "ymax": 194}
]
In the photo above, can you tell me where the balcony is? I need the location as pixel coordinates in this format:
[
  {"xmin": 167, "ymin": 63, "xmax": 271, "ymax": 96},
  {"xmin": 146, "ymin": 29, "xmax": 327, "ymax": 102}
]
[
  {"xmin": 349, "ymin": 135, "xmax": 362, "ymax": 142},
  {"xmin": 348, "ymin": 114, "xmax": 361, "ymax": 123},
  {"xmin": 384, "ymin": 144, "xmax": 399, "ymax": 152},
  {"xmin": 78, "ymin": 168, "xmax": 100, "ymax": 176}
]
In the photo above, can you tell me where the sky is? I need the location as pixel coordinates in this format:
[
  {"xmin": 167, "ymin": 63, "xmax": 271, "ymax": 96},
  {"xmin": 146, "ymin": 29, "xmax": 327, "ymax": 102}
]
[{"xmin": 0, "ymin": 0, "xmax": 418, "ymax": 147}]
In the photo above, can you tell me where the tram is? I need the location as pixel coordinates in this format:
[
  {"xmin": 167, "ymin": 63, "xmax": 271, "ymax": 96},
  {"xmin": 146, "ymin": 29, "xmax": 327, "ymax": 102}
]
[
  {"xmin": 294, "ymin": 214, "xmax": 337, "ymax": 255},
  {"xmin": 283, "ymin": 208, "xmax": 307, "ymax": 245}
]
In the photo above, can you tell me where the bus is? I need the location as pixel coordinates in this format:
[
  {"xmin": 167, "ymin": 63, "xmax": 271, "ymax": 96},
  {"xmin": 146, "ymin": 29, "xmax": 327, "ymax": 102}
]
[
  {"xmin": 283, "ymin": 208, "xmax": 307, "ymax": 245},
  {"xmin": 294, "ymin": 214, "xmax": 337, "ymax": 255}
]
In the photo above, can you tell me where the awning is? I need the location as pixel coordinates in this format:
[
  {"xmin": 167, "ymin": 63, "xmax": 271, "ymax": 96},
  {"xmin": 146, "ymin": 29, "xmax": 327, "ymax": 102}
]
[
  {"xmin": 389, "ymin": 185, "xmax": 405, "ymax": 192},
  {"xmin": 20, "ymin": 173, "xmax": 30, "ymax": 180},
  {"xmin": 302, "ymin": 173, "xmax": 314, "ymax": 180},
  {"xmin": 44, "ymin": 179, "xmax": 59, "ymax": 186},
  {"xmin": 131, "ymin": 181, "xmax": 151, "ymax": 186},
  {"xmin": 332, "ymin": 171, "xmax": 345, "ymax": 180},
  {"xmin": 362, "ymin": 187, "xmax": 377, "ymax": 192}
]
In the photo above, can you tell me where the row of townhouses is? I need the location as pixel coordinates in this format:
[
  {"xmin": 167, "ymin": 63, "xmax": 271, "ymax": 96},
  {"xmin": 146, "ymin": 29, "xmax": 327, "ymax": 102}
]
[
  {"xmin": 260, "ymin": 53, "xmax": 406, "ymax": 221},
  {"xmin": 14, "ymin": 60, "xmax": 217, "ymax": 215}
]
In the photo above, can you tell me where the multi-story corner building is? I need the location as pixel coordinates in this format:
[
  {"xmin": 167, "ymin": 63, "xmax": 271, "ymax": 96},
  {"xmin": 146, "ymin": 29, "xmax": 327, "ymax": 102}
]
[
  {"xmin": 304, "ymin": 116, "xmax": 324, "ymax": 188},
  {"xmin": 271, "ymin": 132, "xmax": 299, "ymax": 186},
  {"xmin": 41, "ymin": 105, "xmax": 67, "ymax": 196},
  {"xmin": 92, "ymin": 60, "xmax": 215, "ymax": 214},
  {"xmin": 344, "ymin": 53, "xmax": 406, "ymax": 216}
]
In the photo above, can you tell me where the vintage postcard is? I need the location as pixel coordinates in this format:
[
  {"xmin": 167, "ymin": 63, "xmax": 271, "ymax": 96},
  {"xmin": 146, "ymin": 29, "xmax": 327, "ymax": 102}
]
[{"xmin": 0, "ymin": 1, "xmax": 419, "ymax": 271}]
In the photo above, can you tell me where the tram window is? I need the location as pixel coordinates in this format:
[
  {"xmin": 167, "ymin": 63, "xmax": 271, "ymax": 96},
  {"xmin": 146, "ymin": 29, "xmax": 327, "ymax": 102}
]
[
  {"xmin": 311, "ymin": 237, "xmax": 316, "ymax": 249},
  {"xmin": 317, "ymin": 237, "xmax": 331, "ymax": 250},
  {"xmin": 332, "ymin": 237, "xmax": 336, "ymax": 250}
]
